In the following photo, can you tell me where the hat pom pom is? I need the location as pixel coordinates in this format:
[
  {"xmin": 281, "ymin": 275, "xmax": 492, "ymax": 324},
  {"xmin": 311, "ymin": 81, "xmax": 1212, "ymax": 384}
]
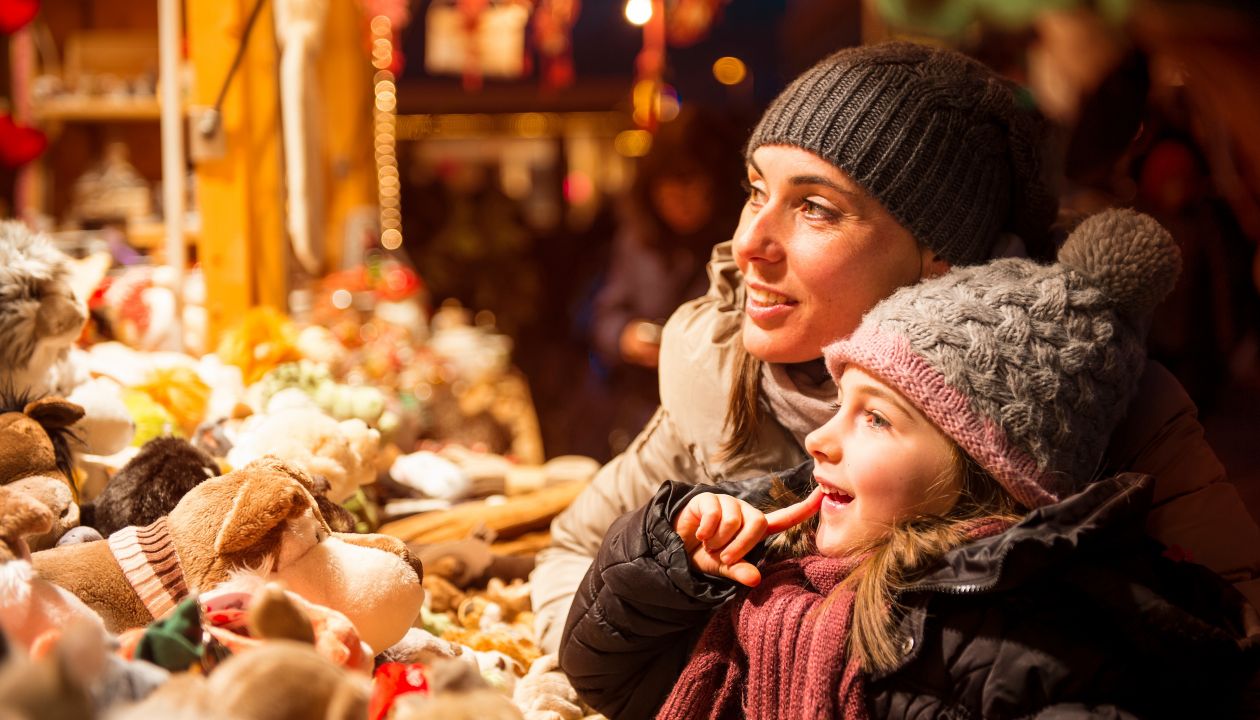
[{"xmin": 1057, "ymin": 208, "xmax": 1181, "ymax": 319}]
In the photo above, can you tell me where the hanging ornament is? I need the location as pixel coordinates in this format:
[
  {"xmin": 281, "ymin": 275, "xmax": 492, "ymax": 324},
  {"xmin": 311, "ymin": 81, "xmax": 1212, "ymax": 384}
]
[
  {"xmin": 532, "ymin": 0, "xmax": 579, "ymax": 91},
  {"xmin": 275, "ymin": 0, "xmax": 329, "ymax": 276},
  {"xmin": 631, "ymin": 0, "xmax": 666, "ymax": 131},
  {"xmin": 458, "ymin": 0, "xmax": 490, "ymax": 91},
  {"xmin": 425, "ymin": 0, "xmax": 531, "ymax": 91},
  {"xmin": 0, "ymin": 0, "xmax": 38, "ymax": 35},
  {"xmin": 0, "ymin": 112, "xmax": 47, "ymax": 168},
  {"xmin": 665, "ymin": 0, "xmax": 726, "ymax": 47},
  {"xmin": 358, "ymin": 0, "xmax": 412, "ymax": 73}
]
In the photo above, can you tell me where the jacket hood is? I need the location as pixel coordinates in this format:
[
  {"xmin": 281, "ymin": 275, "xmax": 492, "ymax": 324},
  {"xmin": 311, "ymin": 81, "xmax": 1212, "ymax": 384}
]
[{"xmin": 910, "ymin": 472, "xmax": 1155, "ymax": 594}]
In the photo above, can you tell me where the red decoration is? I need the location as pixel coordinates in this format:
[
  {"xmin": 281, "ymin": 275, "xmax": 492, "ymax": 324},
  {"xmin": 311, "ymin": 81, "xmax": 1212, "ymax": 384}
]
[
  {"xmin": 0, "ymin": 112, "xmax": 47, "ymax": 168},
  {"xmin": 458, "ymin": 0, "xmax": 492, "ymax": 91},
  {"xmin": 369, "ymin": 662, "xmax": 430, "ymax": 720},
  {"xmin": 666, "ymin": 0, "xmax": 726, "ymax": 47},
  {"xmin": 533, "ymin": 0, "xmax": 580, "ymax": 91},
  {"xmin": 0, "ymin": 0, "xmax": 38, "ymax": 34}
]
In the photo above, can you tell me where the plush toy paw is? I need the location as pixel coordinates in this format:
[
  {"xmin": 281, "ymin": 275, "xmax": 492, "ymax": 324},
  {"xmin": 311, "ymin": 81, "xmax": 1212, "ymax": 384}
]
[{"xmin": 512, "ymin": 653, "xmax": 586, "ymax": 720}]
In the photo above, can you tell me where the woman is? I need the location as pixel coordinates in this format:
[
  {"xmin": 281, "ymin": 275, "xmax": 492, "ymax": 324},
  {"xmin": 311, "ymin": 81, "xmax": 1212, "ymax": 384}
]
[{"xmin": 530, "ymin": 41, "xmax": 1260, "ymax": 654}]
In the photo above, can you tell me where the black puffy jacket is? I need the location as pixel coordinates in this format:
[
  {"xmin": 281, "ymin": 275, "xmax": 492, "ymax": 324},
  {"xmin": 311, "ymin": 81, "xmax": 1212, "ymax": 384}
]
[{"xmin": 560, "ymin": 468, "xmax": 1259, "ymax": 719}]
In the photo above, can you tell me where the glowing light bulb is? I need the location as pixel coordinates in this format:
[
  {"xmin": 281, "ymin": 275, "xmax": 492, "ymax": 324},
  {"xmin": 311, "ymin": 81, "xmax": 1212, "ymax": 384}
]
[
  {"xmin": 625, "ymin": 0, "xmax": 652, "ymax": 26},
  {"xmin": 713, "ymin": 56, "xmax": 747, "ymax": 86}
]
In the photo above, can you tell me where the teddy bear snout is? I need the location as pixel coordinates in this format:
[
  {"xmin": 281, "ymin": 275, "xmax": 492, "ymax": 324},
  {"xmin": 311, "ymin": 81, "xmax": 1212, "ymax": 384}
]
[
  {"xmin": 35, "ymin": 289, "xmax": 87, "ymax": 339},
  {"xmin": 335, "ymin": 532, "xmax": 424, "ymax": 584},
  {"xmin": 6, "ymin": 474, "xmax": 77, "ymax": 550}
]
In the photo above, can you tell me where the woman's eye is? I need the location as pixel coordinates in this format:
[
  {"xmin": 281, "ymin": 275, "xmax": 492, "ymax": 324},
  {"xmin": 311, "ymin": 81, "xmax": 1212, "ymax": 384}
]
[
  {"xmin": 741, "ymin": 179, "xmax": 766, "ymax": 206},
  {"xmin": 801, "ymin": 198, "xmax": 837, "ymax": 220},
  {"xmin": 828, "ymin": 401, "xmax": 842, "ymax": 412}
]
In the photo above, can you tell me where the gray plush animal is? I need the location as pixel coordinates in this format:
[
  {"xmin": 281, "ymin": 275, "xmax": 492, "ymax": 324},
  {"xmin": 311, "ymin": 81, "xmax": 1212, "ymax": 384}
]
[{"xmin": 0, "ymin": 221, "xmax": 87, "ymax": 399}]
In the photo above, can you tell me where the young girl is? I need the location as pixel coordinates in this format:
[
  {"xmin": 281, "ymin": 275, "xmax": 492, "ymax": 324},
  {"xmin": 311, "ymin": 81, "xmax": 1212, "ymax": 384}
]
[{"xmin": 559, "ymin": 209, "xmax": 1259, "ymax": 719}]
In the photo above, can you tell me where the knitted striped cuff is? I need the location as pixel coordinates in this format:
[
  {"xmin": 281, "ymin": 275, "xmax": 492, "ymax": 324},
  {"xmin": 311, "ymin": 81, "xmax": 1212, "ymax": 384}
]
[{"xmin": 108, "ymin": 517, "xmax": 189, "ymax": 621}]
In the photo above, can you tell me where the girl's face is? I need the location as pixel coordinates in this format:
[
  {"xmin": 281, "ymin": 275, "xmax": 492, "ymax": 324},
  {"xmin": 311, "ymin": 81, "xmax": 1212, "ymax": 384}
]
[
  {"xmin": 805, "ymin": 365, "xmax": 961, "ymax": 557},
  {"xmin": 734, "ymin": 145, "xmax": 945, "ymax": 363}
]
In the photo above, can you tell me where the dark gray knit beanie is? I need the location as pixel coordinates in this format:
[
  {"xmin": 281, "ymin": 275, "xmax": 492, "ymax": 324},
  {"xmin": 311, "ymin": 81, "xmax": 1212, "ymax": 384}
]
[
  {"xmin": 824, "ymin": 209, "xmax": 1180, "ymax": 509},
  {"xmin": 746, "ymin": 41, "xmax": 1057, "ymax": 265}
]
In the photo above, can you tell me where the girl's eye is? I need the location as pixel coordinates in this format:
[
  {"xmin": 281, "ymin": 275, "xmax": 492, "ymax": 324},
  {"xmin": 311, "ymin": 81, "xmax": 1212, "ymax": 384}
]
[
  {"xmin": 864, "ymin": 411, "xmax": 890, "ymax": 430},
  {"xmin": 828, "ymin": 401, "xmax": 842, "ymax": 412}
]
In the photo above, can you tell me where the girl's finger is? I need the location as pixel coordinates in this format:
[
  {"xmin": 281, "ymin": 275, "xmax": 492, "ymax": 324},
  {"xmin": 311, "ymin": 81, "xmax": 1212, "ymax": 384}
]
[
  {"xmin": 720, "ymin": 508, "xmax": 768, "ymax": 565},
  {"xmin": 691, "ymin": 493, "xmax": 722, "ymax": 542},
  {"xmin": 721, "ymin": 560, "xmax": 763, "ymax": 588},
  {"xmin": 707, "ymin": 494, "xmax": 745, "ymax": 550},
  {"xmin": 764, "ymin": 487, "xmax": 824, "ymax": 534}
]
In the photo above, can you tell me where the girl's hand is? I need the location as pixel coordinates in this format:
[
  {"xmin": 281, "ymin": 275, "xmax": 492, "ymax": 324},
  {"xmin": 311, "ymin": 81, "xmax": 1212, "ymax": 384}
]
[{"xmin": 673, "ymin": 488, "xmax": 823, "ymax": 587}]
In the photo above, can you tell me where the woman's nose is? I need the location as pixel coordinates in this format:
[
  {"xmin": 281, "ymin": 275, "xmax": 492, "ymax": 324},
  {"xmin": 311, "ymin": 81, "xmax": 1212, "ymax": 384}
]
[{"xmin": 732, "ymin": 203, "xmax": 785, "ymax": 267}]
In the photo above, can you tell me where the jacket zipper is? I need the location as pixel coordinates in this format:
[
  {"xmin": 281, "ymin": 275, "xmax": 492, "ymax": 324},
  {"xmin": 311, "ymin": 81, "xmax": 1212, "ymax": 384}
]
[{"xmin": 906, "ymin": 547, "xmax": 1010, "ymax": 596}]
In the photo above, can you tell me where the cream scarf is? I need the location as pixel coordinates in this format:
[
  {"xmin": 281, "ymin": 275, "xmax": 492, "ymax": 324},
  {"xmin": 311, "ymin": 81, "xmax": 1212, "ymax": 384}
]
[{"xmin": 760, "ymin": 358, "xmax": 836, "ymax": 448}]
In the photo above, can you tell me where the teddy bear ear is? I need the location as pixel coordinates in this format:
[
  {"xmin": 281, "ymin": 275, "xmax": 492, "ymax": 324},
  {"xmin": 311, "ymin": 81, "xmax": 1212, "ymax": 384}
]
[
  {"xmin": 24, "ymin": 397, "xmax": 85, "ymax": 430},
  {"xmin": 213, "ymin": 470, "xmax": 316, "ymax": 556},
  {"xmin": 246, "ymin": 456, "xmax": 320, "ymax": 493}
]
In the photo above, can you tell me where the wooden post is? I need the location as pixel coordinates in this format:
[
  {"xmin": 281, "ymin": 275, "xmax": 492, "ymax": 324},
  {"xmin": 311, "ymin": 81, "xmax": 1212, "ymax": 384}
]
[
  {"xmin": 317, "ymin": 0, "xmax": 377, "ymax": 271},
  {"xmin": 158, "ymin": 0, "xmax": 186, "ymax": 349},
  {"xmin": 186, "ymin": 0, "xmax": 287, "ymax": 347}
]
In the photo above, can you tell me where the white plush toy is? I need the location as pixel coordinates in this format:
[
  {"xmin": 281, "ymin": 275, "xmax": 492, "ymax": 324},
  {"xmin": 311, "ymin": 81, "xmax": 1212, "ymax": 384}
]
[
  {"xmin": 275, "ymin": 0, "xmax": 328, "ymax": 275},
  {"xmin": 226, "ymin": 401, "xmax": 380, "ymax": 503}
]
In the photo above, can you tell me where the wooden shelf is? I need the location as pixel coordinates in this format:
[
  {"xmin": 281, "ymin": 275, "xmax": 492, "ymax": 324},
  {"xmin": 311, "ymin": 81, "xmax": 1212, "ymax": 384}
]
[
  {"xmin": 32, "ymin": 96, "xmax": 167, "ymax": 122},
  {"xmin": 127, "ymin": 220, "xmax": 199, "ymax": 249}
]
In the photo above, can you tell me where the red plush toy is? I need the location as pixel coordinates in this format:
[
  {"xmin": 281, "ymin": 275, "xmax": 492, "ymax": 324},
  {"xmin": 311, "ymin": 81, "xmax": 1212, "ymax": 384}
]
[
  {"xmin": 0, "ymin": 0, "xmax": 38, "ymax": 34},
  {"xmin": 0, "ymin": 112, "xmax": 47, "ymax": 168},
  {"xmin": 370, "ymin": 662, "xmax": 430, "ymax": 720}
]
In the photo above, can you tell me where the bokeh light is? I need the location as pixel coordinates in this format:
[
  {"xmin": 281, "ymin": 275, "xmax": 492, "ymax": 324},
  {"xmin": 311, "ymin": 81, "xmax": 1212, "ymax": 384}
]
[{"xmin": 713, "ymin": 56, "xmax": 747, "ymax": 85}]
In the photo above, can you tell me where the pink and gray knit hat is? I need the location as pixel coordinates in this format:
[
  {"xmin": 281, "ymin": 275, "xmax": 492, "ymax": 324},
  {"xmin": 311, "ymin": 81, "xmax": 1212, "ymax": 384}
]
[{"xmin": 824, "ymin": 209, "xmax": 1181, "ymax": 509}]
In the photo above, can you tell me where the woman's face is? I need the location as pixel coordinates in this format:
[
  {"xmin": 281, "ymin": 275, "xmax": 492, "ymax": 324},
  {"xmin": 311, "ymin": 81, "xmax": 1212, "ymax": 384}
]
[
  {"xmin": 734, "ymin": 145, "xmax": 941, "ymax": 363},
  {"xmin": 805, "ymin": 366, "xmax": 961, "ymax": 557}
]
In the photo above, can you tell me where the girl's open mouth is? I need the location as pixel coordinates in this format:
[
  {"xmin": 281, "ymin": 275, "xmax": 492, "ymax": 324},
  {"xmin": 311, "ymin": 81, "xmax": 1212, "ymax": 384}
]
[{"xmin": 820, "ymin": 485, "xmax": 854, "ymax": 511}]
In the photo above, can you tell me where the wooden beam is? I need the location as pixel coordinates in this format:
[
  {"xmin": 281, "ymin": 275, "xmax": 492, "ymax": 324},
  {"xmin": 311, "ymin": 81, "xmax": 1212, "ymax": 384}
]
[
  {"xmin": 186, "ymin": 0, "xmax": 286, "ymax": 346},
  {"xmin": 317, "ymin": 0, "xmax": 377, "ymax": 271}
]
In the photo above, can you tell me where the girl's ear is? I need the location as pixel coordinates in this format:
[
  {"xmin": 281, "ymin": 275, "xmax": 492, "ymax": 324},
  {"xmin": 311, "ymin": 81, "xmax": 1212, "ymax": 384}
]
[{"xmin": 920, "ymin": 249, "xmax": 951, "ymax": 280}]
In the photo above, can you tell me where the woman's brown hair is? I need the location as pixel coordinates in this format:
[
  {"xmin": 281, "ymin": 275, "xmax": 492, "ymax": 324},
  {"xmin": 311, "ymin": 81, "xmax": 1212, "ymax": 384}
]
[{"xmin": 718, "ymin": 342, "xmax": 763, "ymax": 461}]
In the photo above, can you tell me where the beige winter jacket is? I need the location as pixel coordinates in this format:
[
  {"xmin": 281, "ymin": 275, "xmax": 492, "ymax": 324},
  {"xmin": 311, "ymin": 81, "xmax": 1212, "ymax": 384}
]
[{"xmin": 531, "ymin": 242, "xmax": 1260, "ymax": 653}]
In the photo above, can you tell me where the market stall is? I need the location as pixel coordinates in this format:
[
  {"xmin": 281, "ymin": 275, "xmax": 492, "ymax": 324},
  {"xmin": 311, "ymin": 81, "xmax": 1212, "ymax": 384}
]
[{"xmin": 2, "ymin": 0, "xmax": 1259, "ymax": 717}]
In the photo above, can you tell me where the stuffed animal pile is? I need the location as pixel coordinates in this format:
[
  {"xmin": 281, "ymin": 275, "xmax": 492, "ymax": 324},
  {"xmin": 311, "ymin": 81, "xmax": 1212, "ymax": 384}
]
[{"xmin": 0, "ymin": 222, "xmax": 607, "ymax": 718}]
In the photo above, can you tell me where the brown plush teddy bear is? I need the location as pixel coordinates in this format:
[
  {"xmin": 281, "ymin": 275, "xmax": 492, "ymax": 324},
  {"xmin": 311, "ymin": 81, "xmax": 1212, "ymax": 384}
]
[
  {"xmin": 31, "ymin": 457, "xmax": 425, "ymax": 653},
  {"xmin": 0, "ymin": 393, "xmax": 83, "ymax": 550},
  {"xmin": 112, "ymin": 639, "xmax": 371, "ymax": 720},
  {"xmin": 0, "ymin": 484, "xmax": 107, "ymax": 651}
]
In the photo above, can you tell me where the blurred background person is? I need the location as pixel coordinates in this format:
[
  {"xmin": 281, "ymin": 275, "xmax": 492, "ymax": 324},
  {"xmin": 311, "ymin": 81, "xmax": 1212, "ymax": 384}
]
[{"xmin": 577, "ymin": 106, "xmax": 747, "ymax": 460}]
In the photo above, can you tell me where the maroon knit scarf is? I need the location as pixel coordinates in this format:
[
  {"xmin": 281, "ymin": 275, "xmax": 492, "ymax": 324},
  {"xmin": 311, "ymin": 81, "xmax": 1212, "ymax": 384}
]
[
  {"xmin": 657, "ymin": 520, "xmax": 1013, "ymax": 720},
  {"xmin": 656, "ymin": 553, "xmax": 868, "ymax": 720}
]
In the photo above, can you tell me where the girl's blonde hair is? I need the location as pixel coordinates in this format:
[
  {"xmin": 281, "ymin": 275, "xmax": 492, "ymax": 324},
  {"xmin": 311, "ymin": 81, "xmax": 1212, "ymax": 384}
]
[{"xmin": 762, "ymin": 443, "xmax": 1022, "ymax": 674}]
